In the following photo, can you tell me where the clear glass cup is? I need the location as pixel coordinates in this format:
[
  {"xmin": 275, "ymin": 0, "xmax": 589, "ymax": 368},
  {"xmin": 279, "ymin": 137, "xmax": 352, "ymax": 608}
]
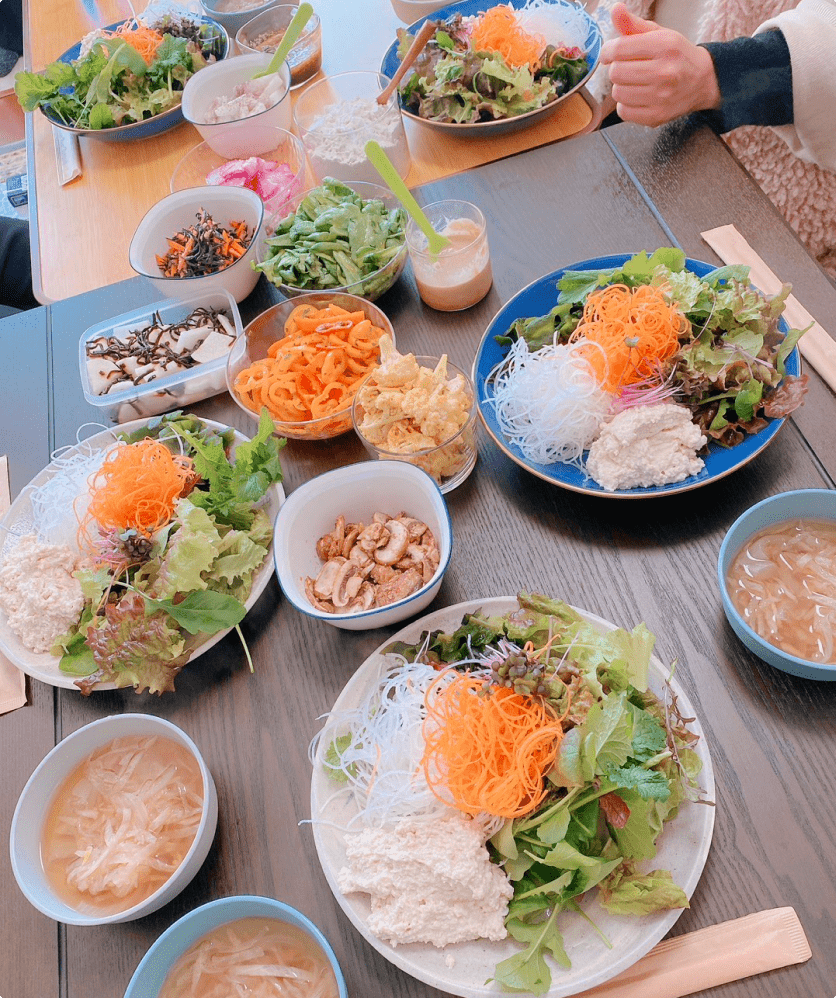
[
  {"xmin": 294, "ymin": 71, "xmax": 411, "ymax": 185},
  {"xmin": 235, "ymin": 6, "xmax": 322, "ymax": 88},
  {"xmin": 405, "ymin": 200, "xmax": 493, "ymax": 311},
  {"xmin": 352, "ymin": 356, "xmax": 478, "ymax": 493},
  {"xmin": 170, "ymin": 125, "xmax": 306, "ymax": 218}
]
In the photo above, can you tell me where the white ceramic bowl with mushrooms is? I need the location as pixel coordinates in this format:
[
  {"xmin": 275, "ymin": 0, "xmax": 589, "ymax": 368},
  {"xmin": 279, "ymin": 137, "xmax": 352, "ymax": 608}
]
[{"xmin": 273, "ymin": 461, "xmax": 452, "ymax": 630}]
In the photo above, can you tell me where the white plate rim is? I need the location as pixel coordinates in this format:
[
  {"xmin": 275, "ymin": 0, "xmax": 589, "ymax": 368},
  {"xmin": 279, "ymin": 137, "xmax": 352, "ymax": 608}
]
[
  {"xmin": 310, "ymin": 596, "xmax": 716, "ymax": 998},
  {"xmin": 0, "ymin": 416, "xmax": 284, "ymax": 691}
]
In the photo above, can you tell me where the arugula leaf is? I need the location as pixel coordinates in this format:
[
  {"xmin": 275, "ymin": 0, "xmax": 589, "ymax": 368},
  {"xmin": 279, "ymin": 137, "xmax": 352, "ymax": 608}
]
[
  {"xmin": 733, "ymin": 377, "xmax": 764, "ymax": 423},
  {"xmin": 149, "ymin": 589, "xmax": 247, "ymax": 635},
  {"xmin": 490, "ymin": 908, "xmax": 568, "ymax": 995},
  {"xmin": 172, "ymin": 408, "xmax": 284, "ymax": 529}
]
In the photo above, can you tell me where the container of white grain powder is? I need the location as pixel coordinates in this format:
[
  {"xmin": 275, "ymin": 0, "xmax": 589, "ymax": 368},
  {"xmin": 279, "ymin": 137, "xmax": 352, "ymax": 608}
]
[{"xmin": 293, "ymin": 71, "xmax": 411, "ymax": 185}]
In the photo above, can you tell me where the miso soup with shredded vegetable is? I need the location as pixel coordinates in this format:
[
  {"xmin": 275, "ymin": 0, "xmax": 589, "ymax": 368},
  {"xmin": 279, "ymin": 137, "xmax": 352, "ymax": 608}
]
[
  {"xmin": 727, "ymin": 518, "xmax": 836, "ymax": 663},
  {"xmin": 40, "ymin": 735, "xmax": 203, "ymax": 915},
  {"xmin": 157, "ymin": 917, "xmax": 340, "ymax": 998}
]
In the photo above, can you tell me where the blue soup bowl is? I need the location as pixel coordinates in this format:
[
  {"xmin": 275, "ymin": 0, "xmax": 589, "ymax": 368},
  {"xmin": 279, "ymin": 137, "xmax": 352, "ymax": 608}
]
[
  {"xmin": 123, "ymin": 895, "xmax": 348, "ymax": 998},
  {"xmin": 718, "ymin": 489, "xmax": 836, "ymax": 681}
]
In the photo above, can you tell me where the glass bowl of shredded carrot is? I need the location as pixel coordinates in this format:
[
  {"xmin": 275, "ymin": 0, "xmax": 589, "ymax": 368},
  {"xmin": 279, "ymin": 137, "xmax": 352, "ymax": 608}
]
[{"xmin": 227, "ymin": 293, "xmax": 396, "ymax": 440}]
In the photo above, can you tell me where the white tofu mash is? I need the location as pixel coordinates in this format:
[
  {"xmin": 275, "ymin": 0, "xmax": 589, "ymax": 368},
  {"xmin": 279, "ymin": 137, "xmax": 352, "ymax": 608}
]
[
  {"xmin": 586, "ymin": 402, "xmax": 706, "ymax": 491},
  {"xmin": 0, "ymin": 534, "xmax": 83, "ymax": 653},
  {"xmin": 337, "ymin": 811, "xmax": 512, "ymax": 948}
]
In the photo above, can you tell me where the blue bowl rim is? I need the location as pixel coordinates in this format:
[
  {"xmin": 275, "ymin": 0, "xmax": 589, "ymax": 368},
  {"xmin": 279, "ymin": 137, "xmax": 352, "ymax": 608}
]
[
  {"xmin": 124, "ymin": 894, "xmax": 348, "ymax": 998},
  {"xmin": 272, "ymin": 460, "xmax": 453, "ymax": 623},
  {"xmin": 717, "ymin": 488, "xmax": 836, "ymax": 674}
]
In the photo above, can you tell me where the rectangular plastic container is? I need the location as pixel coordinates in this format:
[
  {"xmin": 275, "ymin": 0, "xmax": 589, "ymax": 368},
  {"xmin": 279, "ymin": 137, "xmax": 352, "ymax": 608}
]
[{"xmin": 79, "ymin": 290, "xmax": 242, "ymax": 423}]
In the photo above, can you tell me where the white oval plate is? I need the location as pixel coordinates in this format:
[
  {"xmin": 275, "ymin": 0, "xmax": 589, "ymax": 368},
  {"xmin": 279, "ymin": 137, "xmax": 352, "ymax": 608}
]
[
  {"xmin": 311, "ymin": 596, "xmax": 715, "ymax": 997},
  {"xmin": 0, "ymin": 416, "xmax": 284, "ymax": 690}
]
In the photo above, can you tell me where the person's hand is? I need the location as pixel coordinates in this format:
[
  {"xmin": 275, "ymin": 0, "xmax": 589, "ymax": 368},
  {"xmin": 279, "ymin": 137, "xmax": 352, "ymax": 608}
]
[{"xmin": 600, "ymin": 3, "xmax": 722, "ymax": 127}]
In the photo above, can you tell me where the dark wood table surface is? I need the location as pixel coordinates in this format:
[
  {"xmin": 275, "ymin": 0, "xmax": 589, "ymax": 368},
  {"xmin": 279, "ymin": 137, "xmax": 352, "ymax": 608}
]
[{"xmin": 3, "ymin": 122, "xmax": 836, "ymax": 998}]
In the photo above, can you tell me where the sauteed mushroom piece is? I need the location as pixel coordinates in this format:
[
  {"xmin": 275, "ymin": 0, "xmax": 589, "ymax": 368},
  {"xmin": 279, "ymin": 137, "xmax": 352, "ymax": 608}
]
[{"xmin": 306, "ymin": 512, "xmax": 438, "ymax": 614}]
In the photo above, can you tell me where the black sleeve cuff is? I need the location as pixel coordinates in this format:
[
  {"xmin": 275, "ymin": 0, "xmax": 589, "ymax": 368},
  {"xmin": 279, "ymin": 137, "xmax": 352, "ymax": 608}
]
[{"xmin": 697, "ymin": 29, "xmax": 793, "ymax": 132}]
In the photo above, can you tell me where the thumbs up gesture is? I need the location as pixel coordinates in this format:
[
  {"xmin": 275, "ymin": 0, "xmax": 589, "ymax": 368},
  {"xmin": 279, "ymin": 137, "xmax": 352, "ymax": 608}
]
[{"xmin": 600, "ymin": 3, "xmax": 721, "ymax": 127}]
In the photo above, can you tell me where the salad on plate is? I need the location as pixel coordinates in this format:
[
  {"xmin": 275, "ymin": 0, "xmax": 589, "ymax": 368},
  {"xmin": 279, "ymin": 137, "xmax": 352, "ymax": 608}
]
[
  {"xmin": 0, "ymin": 411, "xmax": 284, "ymax": 695},
  {"xmin": 311, "ymin": 594, "xmax": 714, "ymax": 997},
  {"xmin": 479, "ymin": 248, "xmax": 809, "ymax": 493},
  {"xmin": 15, "ymin": 9, "xmax": 226, "ymax": 131},
  {"xmin": 394, "ymin": 1, "xmax": 591, "ymax": 124}
]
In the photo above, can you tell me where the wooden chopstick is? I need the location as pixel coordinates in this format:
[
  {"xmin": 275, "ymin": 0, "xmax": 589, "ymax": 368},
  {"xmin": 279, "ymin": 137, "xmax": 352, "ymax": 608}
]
[{"xmin": 378, "ymin": 20, "xmax": 438, "ymax": 105}]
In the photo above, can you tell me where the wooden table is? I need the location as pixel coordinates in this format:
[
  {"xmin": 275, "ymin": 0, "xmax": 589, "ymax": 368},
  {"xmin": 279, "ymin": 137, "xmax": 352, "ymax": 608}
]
[
  {"xmin": 4, "ymin": 123, "xmax": 836, "ymax": 998},
  {"xmin": 23, "ymin": 0, "xmax": 596, "ymax": 303}
]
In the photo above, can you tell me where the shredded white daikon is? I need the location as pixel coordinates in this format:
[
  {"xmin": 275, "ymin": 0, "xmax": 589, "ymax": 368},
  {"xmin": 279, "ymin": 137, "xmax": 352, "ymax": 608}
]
[
  {"xmin": 45, "ymin": 735, "xmax": 203, "ymax": 906},
  {"xmin": 29, "ymin": 434, "xmax": 119, "ymax": 549},
  {"xmin": 158, "ymin": 919, "xmax": 339, "ymax": 998},
  {"xmin": 516, "ymin": 0, "xmax": 590, "ymax": 49},
  {"xmin": 312, "ymin": 657, "xmax": 459, "ymax": 828},
  {"xmin": 487, "ymin": 338, "xmax": 610, "ymax": 467}
]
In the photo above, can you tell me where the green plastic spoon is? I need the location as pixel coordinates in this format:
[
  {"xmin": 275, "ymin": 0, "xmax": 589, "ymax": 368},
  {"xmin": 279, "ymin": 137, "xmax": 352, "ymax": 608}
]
[
  {"xmin": 364, "ymin": 140, "xmax": 451, "ymax": 255},
  {"xmin": 252, "ymin": 2, "xmax": 313, "ymax": 79}
]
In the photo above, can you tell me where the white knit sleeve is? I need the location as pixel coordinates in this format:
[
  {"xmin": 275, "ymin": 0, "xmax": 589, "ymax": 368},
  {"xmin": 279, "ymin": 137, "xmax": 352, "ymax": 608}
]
[{"xmin": 756, "ymin": 0, "xmax": 836, "ymax": 170}]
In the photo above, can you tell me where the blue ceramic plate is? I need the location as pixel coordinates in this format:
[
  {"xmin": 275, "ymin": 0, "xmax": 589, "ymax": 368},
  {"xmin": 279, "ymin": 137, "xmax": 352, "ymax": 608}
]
[
  {"xmin": 40, "ymin": 15, "xmax": 228, "ymax": 143},
  {"xmin": 380, "ymin": 0, "xmax": 601, "ymax": 135},
  {"xmin": 473, "ymin": 255, "xmax": 802, "ymax": 498}
]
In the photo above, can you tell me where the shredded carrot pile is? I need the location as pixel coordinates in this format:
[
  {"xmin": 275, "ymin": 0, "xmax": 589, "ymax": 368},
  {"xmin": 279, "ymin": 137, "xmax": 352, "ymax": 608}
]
[
  {"xmin": 95, "ymin": 23, "xmax": 165, "ymax": 65},
  {"xmin": 233, "ymin": 303, "xmax": 386, "ymax": 433},
  {"xmin": 572, "ymin": 283, "xmax": 688, "ymax": 393},
  {"xmin": 469, "ymin": 6, "xmax": 546, "ymax": 71},
  {"xmin": 81, "ymin": 439, "xmax": 192, "ymax": 546},
  {"xmin": 422, "ymin": 673, "xmax": 565, "ymax": 819}
]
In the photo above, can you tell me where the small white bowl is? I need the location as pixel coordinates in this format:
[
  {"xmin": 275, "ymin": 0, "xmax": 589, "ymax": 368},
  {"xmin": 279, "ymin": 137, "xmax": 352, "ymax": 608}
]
[
  {"xmin": 10, "ymin": 714, "xmax": 218, "ymax": 926},
  {"xmin": 274, "ymin": 462, "xmax": 452, "ymax": 630},
  {"xmin": 181, "ymin": 52, "xmax": 292, "ymax": 153},
  {"xmin": 128, "ymin": 186, "xmax": 264, "ymax": 303},
  {"xmin": 200, "ymin": 0, "xmax": 282, "ymax": 39}
]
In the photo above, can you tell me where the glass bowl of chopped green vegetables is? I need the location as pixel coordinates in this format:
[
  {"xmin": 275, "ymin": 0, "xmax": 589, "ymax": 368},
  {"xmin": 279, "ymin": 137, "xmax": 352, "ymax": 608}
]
[{"xmin": 255, "ymin": 179, "xmax": 408, "ymax": 302}]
